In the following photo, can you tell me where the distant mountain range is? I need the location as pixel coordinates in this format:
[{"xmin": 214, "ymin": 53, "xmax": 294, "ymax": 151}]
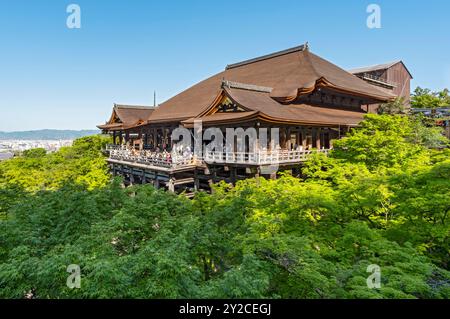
[{"xmin": 0, "ymin": 130, "xmax": 100, "ymax": 140}]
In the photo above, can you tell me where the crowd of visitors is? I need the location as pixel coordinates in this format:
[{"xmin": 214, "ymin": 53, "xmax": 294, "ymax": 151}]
[{"xmin": 109, "ymin": 144, "xmax": 195, "ymax": 167}]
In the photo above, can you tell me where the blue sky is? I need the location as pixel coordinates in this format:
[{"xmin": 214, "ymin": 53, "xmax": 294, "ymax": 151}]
[{"xmin": 0, "ymin": 0, "xmax": 449, "ymax": 131}]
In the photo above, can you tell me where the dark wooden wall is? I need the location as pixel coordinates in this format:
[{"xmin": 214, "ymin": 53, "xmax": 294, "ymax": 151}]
[{"xmin": 386, "ymin": 62, "xmax": 412, "ymax": 104}]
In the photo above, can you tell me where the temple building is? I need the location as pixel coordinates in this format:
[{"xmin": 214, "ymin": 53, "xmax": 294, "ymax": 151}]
[
  {"xmin": 98, "ymin": 44, "xmax": 403, "ymax": 194},
  {"xmin": 349, "ymin": 60, "xmax": 413, "ymax": 111}
]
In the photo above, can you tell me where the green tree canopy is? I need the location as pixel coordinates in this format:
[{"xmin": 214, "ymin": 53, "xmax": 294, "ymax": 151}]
[
  {"xmin": 0, "ymin": 119, "xmax": 448, "ymax": 299},
  {"xmin": 411, "ymin": 87, "xmax": 450, "ymax": 109}
]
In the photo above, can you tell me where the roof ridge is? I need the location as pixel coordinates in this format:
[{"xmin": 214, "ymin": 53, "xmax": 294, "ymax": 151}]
[
  {"xmin": 225, "ymin": 44, "xmax": 308, "ymax": 70},
  {"xmin": 302, "ymin": 50, "xmax": 321, "ymax": 79},
  {"xmin": 348, "ymin": 60, "xmax": 402, "ymax": 73},
  {"xmin": 114, "ymin": 104, "xmax": 155, "ymax": 110},
  {"xmin": 222, "ymin": 80, "xmax": 272, "ymax": 93}
]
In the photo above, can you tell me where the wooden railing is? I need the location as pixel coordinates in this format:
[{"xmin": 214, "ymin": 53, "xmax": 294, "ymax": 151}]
[
  {"xmin": 108, "ymin": 149, "xmax": 186, "ymax": 169},
  {"xmin": 106, "ymin": 146, "xmax": 330, "ymax": 169},
  {"xmin": 203, "ymin": 149, "xmax": 329, "ymax": 165},
  {"xmin": 106, "ymin": 144, "xmax": 127, "ymax": 151}
]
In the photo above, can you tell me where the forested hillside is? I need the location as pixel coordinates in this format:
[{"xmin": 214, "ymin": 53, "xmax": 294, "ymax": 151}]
[
  {"xmin": 0, "ymin": 130, "xmax": 100, "ymax": 140},
  {"xmin": 0, "ymin": 115, "xmax": 449, "ymax": 299}
]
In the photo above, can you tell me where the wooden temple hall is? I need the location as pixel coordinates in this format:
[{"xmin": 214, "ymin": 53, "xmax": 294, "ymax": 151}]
[{"xmin": 98, "ymin": 44, "xmax": 399, "ymax": 194}]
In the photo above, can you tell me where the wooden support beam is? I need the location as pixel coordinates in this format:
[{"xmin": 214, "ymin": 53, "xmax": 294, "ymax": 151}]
[
  {"xmin": 280, "ymin": 127, "xmax": 287, "ymax": 149},
  {"xmin": 301, "ymin": 128, "xmax": 307, "ymax": 149},
  {"xmin": 173, "ymin": 177, "xmax": 195, "ymax": 186},
  {"xmin": 194, "ymin": 170, "xmax": 200, "ymax": 191},
  {"xmin": 153, "ymin": 128, "xmax": 157, "ymax": 150},
  {"xmin": 230, "ymin": 167, "xmax": 237, "ymax": 185},
  {"xmin": 141, "ymin": 170, "xmax": 146, "ymax": 184},
  {"xmin": 129, "ymin": 174, "xmax": 135, "ymax": 186},
  {"xmin": 316, "ymin": 128, "xmax": 322, "ymax": 149},
  {"xmin": 286, "ymin": 127, "xmax": 291, "ymax": 150},
  {"xmin": 163, "ymin": 128, "xmax": 167, "ymax": 150},
  {"xmin": 167, "ymin": 178, "xmax": 175, "ymax": 192}
]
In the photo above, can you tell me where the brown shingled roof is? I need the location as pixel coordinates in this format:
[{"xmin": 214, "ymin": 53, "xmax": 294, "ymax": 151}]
[
  {"xmin": 97, "ymin": 104, "xmax": 155, "ymax": 131},
  {"xmin": 112, "ymin": 104, "xmax": 155, "ymax": 124},
  {"xmin": 227, "ymin": 87, "xmax": 365, "ymax": 126},
  {"xmin": 97, "ymin": 123, "xmax": 124, "ymax": 130},
  {"xmin": 181, "ymin": 84, "xmax": 366, "ymax": 128},
  {"xmin": 349, "ymin": 61, "xmax": 413, "ymax": 79},
  {"xmin": 148, "ymin": 45, "xmax": 395, "ymax": 124},
  {"xmin": 182, "ymin": 111, "xmax": 260, "ymax": 127}
]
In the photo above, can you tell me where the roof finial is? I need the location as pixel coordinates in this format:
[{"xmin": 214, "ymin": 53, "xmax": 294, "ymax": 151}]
[
  {"xmin": 304, "ymin": 42, "xmax": 309, "ymax": 50},
  {"xmin": 153, "ymin": 91, "xmax": 156, "ymax": 107},
  {"xmin": 222, "ymin": 78, "xmax": 230, "ymax": 88}
]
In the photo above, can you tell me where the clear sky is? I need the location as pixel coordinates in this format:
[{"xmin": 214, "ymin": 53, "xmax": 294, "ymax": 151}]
[{"xmin": 0, "ymin": 0, "xmax": 449, "ymax": 131}]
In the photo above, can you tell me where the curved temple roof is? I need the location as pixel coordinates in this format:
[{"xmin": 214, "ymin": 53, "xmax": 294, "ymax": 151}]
[
  {"xmin": 147, "ymin": 45, "xmax": 395, "ymax": 124},
  {"xmin": 182, "ymin": 86, "xmax": 366, "ymax": 127},
  {"xmin": 99, "ymin": 44, "xmax": 397, "ymax": 129},
  {"xmin": 97, "ymin": 104, "xmax": 155, "ymax": 131}
]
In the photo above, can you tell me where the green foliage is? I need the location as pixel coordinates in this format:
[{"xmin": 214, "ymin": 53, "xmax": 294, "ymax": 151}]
[
  {"xmin": 0, "ymin": 135, "xmax": 111, "ymax": 191},
  {"xmin": 331, "ymin": 114, "xmax": 447, "ymax": 170},
  {"xmin": 0, "ymin": 118, "xmax": 449, "ymax": 299},
  {"xmin": 378, "ymin": 97, "xmax": 409, "ymax": 115},
  {"xmin": 411, "ymin": 87, "xmax": 450, "ymax": 109},
  {"xmin": 23, "ymin": 148, "xmax": 47, "ymax": 158},
  {"xmin": 407, "ymin": 115, "xmax": 448, "ymax": 148},
  {"xmin": 332, "ymin": 114, "xmax": 425, "ymax": 170}
]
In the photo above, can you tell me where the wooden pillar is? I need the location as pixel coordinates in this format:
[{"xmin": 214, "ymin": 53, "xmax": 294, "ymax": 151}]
[
  {"xmin": 168, "ymin": 178, "xmax": 175, "ymax": 192},
  {"xmin": 112, "ymin": 131, "xmax": 117, "ymax": 145},
  {"xmin": 163, "ymin": 128, "xmax": 168, "ymax": 150},
  {"xmin": 143, "ymin": 132, "xmax": 148, "ymax": 148},
  {"xmin": 324, "ymin": 129, "xmax": 331, "ymax": 149},
  {"xmin": 301, "ymin": 128, "xmax": 307, "ymax": 149},
  {"xmin": 280, "ymin": 127, "xmax": 287, "ymax": 149},
  {"xmin": 154, "ymin": 177, "xmax": 160, "ymax": 189},
  {"xmin": 138, "ymin": 129, "xmax": 143, "ymax": 151},
  {"xmin": 194, "ymin": 170, "xmax": 200, "ymax": 191},
  {"xmin": 169, "ymin": 126, "xmax": 174, "ymax": 150},
  {"xmin": 153, "ymin": 128, "xmax": 157, "ymax": 150},
  {"xmin": 230, "ymin": 167, "xmax": 237, "ymax": 185},
  {"xmin": 208, "ymin": 177, "xmax": 215, "ymax": 193},
  {"xmin": 255, "ymin": 167, "xmax": 261, "ymax": 186},
  {"xmin": 141, "ymin": 170, "xmax": 146, "ymax": 184},
  {"xmin": 212, "ymin": 167, "xmax": 217, "ymax": 183},
  {"xmin": 316, "ymin": 128, "xmax": 322, "ymax": 149},
  {"xmin": 286, "ymin": 127, "xmax": 291, "ymax": 150}
]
